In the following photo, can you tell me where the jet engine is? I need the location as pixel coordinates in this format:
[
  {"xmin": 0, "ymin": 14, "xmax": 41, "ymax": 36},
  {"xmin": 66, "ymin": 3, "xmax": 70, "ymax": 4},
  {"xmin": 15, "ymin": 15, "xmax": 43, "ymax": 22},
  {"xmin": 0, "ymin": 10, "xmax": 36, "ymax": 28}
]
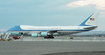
[
  {"xmin": 31, "ymin": 32, "xmax": 51, "ymax": 37},
  {"xmin": 31, "ymin": 33, "xmax": 40, "ymax": 37}
]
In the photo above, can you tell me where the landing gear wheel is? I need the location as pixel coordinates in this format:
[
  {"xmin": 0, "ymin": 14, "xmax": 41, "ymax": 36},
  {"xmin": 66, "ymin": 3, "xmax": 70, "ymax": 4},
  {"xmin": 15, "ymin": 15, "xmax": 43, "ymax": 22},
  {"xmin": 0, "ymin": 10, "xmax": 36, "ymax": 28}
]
[
  {"xmin": 44, "ymin": 36, "xmax": 54, "ymax": 39},
  {"xmin": 44, "ymin": 37, "xmax": 48, "ymax": 38},
  {"xmin": 51, "ymin": 37, "xmax": 54, "ymax": 39},
  {"xmin": 70, "ymin": 37, "xmax": 73, "ymax": 39},
  {"xmin": 50, "ymin": 35, "xmax": 54, "ymax": 39}
]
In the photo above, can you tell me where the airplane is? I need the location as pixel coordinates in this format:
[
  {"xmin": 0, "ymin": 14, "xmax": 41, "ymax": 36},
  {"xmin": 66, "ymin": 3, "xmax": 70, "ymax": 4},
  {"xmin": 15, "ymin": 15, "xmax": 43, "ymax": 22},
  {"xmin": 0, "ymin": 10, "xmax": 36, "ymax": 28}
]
[{"xmin": 7, "ymin": 12, "xmax": 99, "ymax": 39}]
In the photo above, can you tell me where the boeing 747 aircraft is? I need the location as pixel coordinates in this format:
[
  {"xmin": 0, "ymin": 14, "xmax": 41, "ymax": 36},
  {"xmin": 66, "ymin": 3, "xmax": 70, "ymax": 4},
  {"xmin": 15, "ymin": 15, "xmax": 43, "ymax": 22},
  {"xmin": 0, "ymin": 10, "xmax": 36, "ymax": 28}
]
[{"xmin": 7, "ymin": 12, "xmax": 99, "ymax": 39}]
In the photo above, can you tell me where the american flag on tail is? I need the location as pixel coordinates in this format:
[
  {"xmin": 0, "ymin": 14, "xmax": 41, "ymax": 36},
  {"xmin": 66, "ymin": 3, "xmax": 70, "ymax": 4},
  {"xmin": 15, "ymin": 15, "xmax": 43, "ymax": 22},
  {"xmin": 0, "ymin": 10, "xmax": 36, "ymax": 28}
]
[{"xmin": 90, "ymin": 18, "xmax": 95, "ymax": 21}]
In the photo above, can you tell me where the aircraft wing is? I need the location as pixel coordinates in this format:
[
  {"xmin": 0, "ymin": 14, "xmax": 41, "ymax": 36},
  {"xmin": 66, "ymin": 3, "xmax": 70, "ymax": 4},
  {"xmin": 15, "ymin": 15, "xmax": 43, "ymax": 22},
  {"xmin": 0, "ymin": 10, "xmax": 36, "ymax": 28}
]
[{"xmin": 19, "ymin": 30, "xmax": 59, "ymax": 36}]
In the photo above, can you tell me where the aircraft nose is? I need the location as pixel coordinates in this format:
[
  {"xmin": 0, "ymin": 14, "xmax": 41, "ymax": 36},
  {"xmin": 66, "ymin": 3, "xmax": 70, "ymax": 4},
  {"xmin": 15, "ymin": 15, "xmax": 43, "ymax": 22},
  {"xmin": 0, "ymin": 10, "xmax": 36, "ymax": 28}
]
[
  {"xmin": 7, "ymin": 28, "xmax": 13, "ymax": 31},
  {"xmin": 7, "ymin": 25, "xmax": 22, "ymax": 31}
]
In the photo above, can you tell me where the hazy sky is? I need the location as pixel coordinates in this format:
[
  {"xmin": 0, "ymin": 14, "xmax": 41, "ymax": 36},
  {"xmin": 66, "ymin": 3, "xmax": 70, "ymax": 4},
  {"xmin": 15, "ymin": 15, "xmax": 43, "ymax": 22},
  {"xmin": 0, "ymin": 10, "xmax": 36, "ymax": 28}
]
[{"xmin": 0, "ymin": 0, "xmax": 105, "ymax": 31}]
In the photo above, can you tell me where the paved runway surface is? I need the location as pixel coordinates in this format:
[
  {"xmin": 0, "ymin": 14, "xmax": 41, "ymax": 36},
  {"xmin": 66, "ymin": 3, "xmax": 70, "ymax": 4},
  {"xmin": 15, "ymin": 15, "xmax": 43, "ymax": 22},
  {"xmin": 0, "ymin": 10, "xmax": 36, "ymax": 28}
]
[
  {"xmin": 22, "ymin": 36, "xmax": 105, "ymax": 40},
  {"xmin": 14, "ymin": 36, "xmax": 105, "ymax": 42},
  {"xmin": 0, "ymin": 41, "xmax": 105, "ymax": 55}
]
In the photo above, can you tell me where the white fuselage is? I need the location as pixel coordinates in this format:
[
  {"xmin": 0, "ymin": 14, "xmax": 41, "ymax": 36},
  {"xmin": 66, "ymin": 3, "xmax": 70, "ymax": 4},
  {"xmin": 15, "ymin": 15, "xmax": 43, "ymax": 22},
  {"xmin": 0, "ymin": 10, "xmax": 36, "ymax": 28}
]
[{"xmin": 8, "ymin": 25, "xmax": 96, "ymax": 36}]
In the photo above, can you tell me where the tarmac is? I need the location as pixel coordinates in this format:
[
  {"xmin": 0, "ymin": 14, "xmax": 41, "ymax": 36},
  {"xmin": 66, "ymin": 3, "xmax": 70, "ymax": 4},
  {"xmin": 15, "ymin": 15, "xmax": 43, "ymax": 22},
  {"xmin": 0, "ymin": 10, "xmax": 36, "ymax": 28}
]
[
  {"xmin": 14, "ymin": 36, "xmax": 105, "ymax": 42},
  {"xmin": 0, "ymin": 41, "xmax": 105, "ymax": 55},
  {"xmin": 0, "ymin": 36, "xmax": 105, "ymax": 55}
]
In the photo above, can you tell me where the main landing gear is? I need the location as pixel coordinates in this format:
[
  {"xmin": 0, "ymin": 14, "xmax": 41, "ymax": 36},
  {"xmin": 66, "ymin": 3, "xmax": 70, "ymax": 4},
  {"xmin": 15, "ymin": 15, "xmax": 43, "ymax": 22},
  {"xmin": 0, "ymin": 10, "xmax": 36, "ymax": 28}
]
[{"xmin": 44, "ymin": 35, "xmax": 54, "ymax": 39}]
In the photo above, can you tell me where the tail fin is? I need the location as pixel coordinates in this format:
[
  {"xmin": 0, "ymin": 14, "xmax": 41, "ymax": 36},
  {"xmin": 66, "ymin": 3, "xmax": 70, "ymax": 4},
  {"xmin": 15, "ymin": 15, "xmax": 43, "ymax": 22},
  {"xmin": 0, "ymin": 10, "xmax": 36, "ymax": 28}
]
[{"xmin": 79, "ymin": 12, "xmax": 99, "ymax": 26}]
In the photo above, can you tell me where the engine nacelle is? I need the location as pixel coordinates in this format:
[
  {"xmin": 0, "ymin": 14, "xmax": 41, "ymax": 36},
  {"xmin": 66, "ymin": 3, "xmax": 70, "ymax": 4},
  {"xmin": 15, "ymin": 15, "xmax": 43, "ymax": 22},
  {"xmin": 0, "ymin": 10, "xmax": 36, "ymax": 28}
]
[
  {"xmin": 31, "ymin": 32, "xmax": 51, "ymax": 37},
  {"xmin": 31, "ymin": 33, "xmax": 38, "ymax": 37},
  {"xmin": 41, "ymin": 32, "xmax": 48, "ymax": 37}
]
